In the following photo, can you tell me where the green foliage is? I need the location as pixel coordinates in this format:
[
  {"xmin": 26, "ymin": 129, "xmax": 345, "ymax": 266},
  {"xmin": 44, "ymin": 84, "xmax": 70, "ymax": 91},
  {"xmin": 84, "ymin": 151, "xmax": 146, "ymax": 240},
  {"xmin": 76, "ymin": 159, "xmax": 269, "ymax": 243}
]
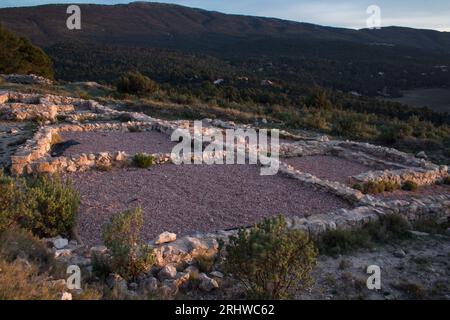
[
  {"xmin": 92, "ymin": 252, "xmax": 113, "ymax": 280},
  {"xmin": 223, "ymin": 216, "xmax": 317, "ymax": 300},
  {"xmin": 0, "ymin": 25, "xmax": 54, "ymax": 79},
  {"xmin": 317, "ymin": 214, "xmax": 412, "ymax": 256},
  {"xmin": 117, "ymin": 71, "xmax": 159, "ymax": 96},
  {"xmin": 412, "ymin": 217, "xmax": 450, "ymax": 235},
  {"xmin": 0, "ymin": 172, "xmax": 31, "ymax": 232},
  {"xmin": 24, "ymin": 175, "xmax": 80, "ymax": 238},
  {"xmin": 402, "ymin": 180, "xmax": 419, "ymax": 191},
  {"xmin": 132, "ymin": 153, "xmax": 155, "ymax": 168},
  {"xmin": 354, "ymin": 180, "xmax": 401, "ymax": 194},
  {"xmin": 0, "ymin": 173, "xmax": 79, "ymax": 238},
  {"xmin": 101, "ymin": 208, "xmax": 155, "ymax": 281},
  {"xmin": 194, "ymin": 250, "xmax": 216, "ymax": 273},
  {"xmin": 0, "ymin": 258, "xmax": 61, "ymax": 300}
]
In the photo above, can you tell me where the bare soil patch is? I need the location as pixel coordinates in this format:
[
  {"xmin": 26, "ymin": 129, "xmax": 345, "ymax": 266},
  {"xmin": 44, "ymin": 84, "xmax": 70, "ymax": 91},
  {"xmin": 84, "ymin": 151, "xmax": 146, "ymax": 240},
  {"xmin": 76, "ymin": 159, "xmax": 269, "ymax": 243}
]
[
  {"xmin": 58, "ymin": 131, "xmax": 176, "ymax": 156},
  {"xmin": 283, "ymin": 155, "xmax": 373, "ymax": 184},
  {"xmin": 71, "ymin": 164, "xmax": 351, "ymax": 246}
]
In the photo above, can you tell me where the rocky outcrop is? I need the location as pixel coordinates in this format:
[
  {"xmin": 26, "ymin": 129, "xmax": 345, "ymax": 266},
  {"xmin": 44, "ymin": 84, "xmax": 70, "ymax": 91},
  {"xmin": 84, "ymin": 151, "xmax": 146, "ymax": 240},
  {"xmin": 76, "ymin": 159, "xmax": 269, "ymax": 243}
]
[{"xmin": 1, "ymin": 74, "xmax": 53, "ymax": 86}]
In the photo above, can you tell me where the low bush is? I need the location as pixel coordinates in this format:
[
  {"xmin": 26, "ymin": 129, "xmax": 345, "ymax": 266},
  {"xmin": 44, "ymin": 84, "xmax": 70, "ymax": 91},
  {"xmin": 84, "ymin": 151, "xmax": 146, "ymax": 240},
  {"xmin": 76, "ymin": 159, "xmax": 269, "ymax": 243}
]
[
  {"xmin": 0, "ymin": 228, "xmax": 54, "ymax": 272},
  {"xmin": 101, "ymin": 208, "xmax": 155, "ymax": 281},
  {"xmin": 0, "ymin": 173, "xmax": 31, "ymax": 232},
  {"xmin": 413, "ymin": 218, "xmax": 450, "ymax": 235},
  {"xmin": 0, "ymin": 258, "xmax": 61, "ymax": 300},
  {"xmin": 24, "ymin": 175, "xmax": 80, "ymax": 238},
  {"xmin": 222, "ymin": 216, "xmax": 317, "ymax": 299},
  {"xmin": 317, "ymin": 214, "xmax": 412, "ymax": 256},
  {"xmin": 132, "ymin": 153, "xmax": 155, "ymax": 169},
  {"xmin": 117, "ymin": 71, "xmax": 159, "ymax": 96},
  {"xmin": 194, "ymin": 249, "xmax": 216, "ymax": 273},
  {"xmin": 402, "ymin": 180, "xmax": 418, "ymax": 191}
]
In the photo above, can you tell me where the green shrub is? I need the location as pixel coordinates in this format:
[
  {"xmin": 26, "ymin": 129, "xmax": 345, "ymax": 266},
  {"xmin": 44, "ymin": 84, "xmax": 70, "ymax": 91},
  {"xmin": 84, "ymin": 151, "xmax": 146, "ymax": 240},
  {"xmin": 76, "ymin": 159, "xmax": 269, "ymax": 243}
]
[
  {"xmin": 316, "ymin": 228, "xmax": 372, "ymax": 256},
  {"xmin": 402, "ymin": 180, "xmax": 418, "ymax": 191},
  {"xmin": 133, "ymin": 153, "xmax": 155, "ymax": 168},
  {"xmin": 23, "ymin": 175, "xmax": 80, "ymax": 238},
  {"xmin": 0, "ymin": 25, "xmax": 54, "ymax": 79},
  {"xmin": 223, "ymin": 216, "xmax": 317, "ymax": 300},
  {"xmin": 0, "ymin": 173, "xmax": 31, "ymax": 232},
  {"xmin": 355, "ymin": 180, "xmax": 401, "ymax": 194},
  {"xmin": 317, "ymin": 214, "xmax": 412, "ymax": 256},
  {"xmin": 102, "ymin": 208, "xmax": 155, "ymax": 281},
  {"xmin": 0, "ymin": 173, "xmax": 79, "ymax": 238},
  {"xmin": 92, "ymin": 252, "xmax": 113, "ymax": 280},
  {"xmin": 117, "ymin": 71, "xmax": 159, "ymax": 96},
  {"xmin": 0, "ymin": 258, "xmax": 61, "ymax": 300},
  {"xmin": 0, "ymin": 228, "xmax": 54, "ymax": 273},
  {"xmin": 365, "ymin": 214, "xmax": 411, "ymax": 242}
]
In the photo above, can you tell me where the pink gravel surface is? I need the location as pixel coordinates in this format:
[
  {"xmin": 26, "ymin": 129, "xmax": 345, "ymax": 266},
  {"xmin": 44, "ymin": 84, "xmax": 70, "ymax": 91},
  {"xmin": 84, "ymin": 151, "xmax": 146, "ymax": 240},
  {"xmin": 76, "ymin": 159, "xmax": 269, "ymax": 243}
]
[
  {"xmin": 59, "ymin": 131, "xmax": 176, "ymax": 156},
  {"xmin": 282, "ymin": 155, "xmax": 372, "ymax": 184},
  {"xmin": 376, "ymin": 184, "xmax": 450, "ymax": 201},
  {"xmin": 70, "ymin": 164, "xmax": 351, "ymax": 246}
]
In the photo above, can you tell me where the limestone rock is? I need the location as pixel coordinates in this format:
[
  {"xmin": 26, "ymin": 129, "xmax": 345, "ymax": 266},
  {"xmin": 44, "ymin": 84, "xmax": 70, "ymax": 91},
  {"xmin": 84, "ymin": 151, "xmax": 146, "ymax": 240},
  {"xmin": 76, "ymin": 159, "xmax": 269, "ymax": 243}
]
[
  {"xmin": 416, "ymin": 151, "xmax": 428, "ymax": 159},
  {"xmin": 160, "ymin": 279, "xmax": 179, "ymax": 298},
  {"xmin": 52, "ymin": 238, "xmax": 69, "ymax": 250},
  {"xmin": 55, "ymin": 249, "xmax": 72, "ymax": 258},
  {"xmin": 393, "ymin": 249, "xmax": 407, "ymax": 258},
  {"xmin": 198, "ymin": 273, "xmax": 219, "ymax": 292},
  {"xmin": 139, "ymin": 276, "xmax": 159, "ymax": 294},
  {"xmin": 61, "ymin": 292, "xmax": 72, "ymax": 301},
  {"xmin": 155, "ymin": 231, "xmax": 177, "ymax": 245},
  {"xmin": 90, "ymin": 245, "xmax": 108, "ymax": 255}
]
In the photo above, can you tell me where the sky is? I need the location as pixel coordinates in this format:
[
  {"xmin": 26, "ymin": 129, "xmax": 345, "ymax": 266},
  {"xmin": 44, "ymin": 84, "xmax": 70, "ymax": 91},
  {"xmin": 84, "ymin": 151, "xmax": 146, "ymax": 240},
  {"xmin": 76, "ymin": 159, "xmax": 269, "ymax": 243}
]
[{"xmin": 1, "ymin": 0, "xmax": 449, "ymax": 32}]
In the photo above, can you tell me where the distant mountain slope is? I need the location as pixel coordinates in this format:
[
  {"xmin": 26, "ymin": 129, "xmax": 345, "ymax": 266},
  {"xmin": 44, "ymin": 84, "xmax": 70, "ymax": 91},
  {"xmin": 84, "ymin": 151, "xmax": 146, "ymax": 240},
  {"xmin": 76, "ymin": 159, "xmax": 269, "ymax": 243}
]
[
  {"xmin": 0, "ymin": 2, "xmax": 449, "ymax": 52},
  {"xmin": 1, "ymin": 2, "xmax": 449, "ymax": 97}
]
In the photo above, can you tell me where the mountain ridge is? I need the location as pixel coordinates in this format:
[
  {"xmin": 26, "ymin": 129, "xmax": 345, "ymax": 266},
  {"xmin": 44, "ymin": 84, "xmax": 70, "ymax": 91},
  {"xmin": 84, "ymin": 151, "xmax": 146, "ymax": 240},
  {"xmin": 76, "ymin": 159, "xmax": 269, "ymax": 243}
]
[{"xmin": 0, "ymin": 2, "xmax": 449, "ymax": 52}]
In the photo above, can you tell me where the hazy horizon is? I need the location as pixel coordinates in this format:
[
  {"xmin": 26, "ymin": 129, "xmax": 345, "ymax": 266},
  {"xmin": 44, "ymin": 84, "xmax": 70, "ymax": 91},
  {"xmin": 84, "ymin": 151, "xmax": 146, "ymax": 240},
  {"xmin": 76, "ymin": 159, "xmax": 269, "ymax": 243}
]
[{"xmin": 0, "ymin": 0, "xmax": 449, "ymax": 32}]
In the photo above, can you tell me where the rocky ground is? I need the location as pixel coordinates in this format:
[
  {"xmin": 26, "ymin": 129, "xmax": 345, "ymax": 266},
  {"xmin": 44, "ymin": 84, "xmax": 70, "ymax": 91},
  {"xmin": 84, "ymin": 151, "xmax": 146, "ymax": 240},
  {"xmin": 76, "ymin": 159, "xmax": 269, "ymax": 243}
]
[
  {"xmin": 298, "ymin": 232, "xmax": 450, "ymax": 300},
  {"xmin": 376, "ymin": 184, "xmax": 450, "ymax": 201}
]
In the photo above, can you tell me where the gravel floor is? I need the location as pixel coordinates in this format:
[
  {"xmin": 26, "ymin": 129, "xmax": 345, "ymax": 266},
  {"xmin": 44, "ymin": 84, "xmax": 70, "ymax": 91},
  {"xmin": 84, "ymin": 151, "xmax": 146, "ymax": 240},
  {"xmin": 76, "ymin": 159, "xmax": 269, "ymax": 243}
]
[
  {"xmin": 70, "ymin": 164, "xmax": 351, "ymax": 246},
  {"xmin": 282, "ymin": 155, "xmax": 373, "ymax": 184},
  {"xmin": 59, "ymin": 131, "xmax": 176, "ymax": 156}
]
